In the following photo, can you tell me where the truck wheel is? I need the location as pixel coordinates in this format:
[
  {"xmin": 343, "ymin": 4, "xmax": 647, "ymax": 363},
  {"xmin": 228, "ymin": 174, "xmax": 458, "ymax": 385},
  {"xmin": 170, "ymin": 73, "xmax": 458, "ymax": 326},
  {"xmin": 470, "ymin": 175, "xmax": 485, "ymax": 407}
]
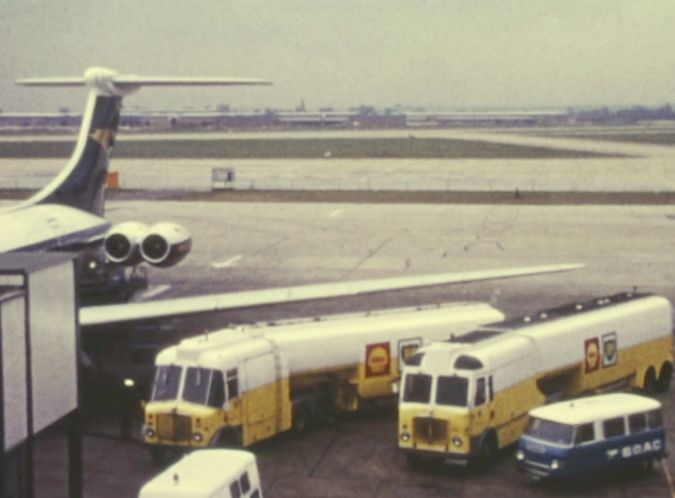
[
  {"xmin": 643, "ymin": 367, "xmax": 657, "ymax": 394},
  {"xmin": 471, "ymin": 435, "xmax": 497, "ymax": 473},
  {"xmin": 656, "ymin": 362, "xmax": 672, "ymax": 392},
  {"xmin": 215, "ymin": 428, "xmax": 242, "ymax": 448}
]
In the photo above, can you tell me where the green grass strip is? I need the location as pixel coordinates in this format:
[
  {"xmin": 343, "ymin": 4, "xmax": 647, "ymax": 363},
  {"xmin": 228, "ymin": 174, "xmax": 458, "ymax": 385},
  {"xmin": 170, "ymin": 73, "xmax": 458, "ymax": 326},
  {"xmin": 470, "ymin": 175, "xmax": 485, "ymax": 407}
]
[{"xmin": 0, "ymin": 138, "xmax": 618, "ymax": 159}]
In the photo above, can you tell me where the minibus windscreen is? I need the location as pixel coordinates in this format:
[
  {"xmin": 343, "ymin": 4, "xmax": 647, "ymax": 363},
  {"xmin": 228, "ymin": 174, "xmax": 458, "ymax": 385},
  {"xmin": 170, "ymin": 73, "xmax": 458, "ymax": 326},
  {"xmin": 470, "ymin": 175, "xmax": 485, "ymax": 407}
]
[
  {"xmin": 151, "ymin": 365, "xmax": 182, "ymax": 401},
  {"xmin": 525, "ymin": 417, "xmax": 574, "ymax": 445},
  {"xmin": 403, "ymin": 374, "xmax": 432, "ymax": 403},
  {"xmin": 435, "ymin": 376, "xmax": 468, "ymax": 407}
]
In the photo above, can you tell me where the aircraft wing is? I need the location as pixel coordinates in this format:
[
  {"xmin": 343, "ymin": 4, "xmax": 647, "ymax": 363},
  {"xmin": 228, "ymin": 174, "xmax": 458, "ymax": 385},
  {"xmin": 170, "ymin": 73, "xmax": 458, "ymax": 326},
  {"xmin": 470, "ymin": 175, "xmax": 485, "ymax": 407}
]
[{"xmin": 80, "ymin": 263, "xmax": 584, "ymax": 327}]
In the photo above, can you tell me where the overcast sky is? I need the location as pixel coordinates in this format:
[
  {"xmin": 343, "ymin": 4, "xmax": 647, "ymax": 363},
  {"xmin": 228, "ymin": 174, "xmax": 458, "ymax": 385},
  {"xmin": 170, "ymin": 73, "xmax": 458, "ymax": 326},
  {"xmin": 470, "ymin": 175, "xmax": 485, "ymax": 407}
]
[{"xmin": 1, "ymin": 0, "xmax": 674, "ymax": 112}]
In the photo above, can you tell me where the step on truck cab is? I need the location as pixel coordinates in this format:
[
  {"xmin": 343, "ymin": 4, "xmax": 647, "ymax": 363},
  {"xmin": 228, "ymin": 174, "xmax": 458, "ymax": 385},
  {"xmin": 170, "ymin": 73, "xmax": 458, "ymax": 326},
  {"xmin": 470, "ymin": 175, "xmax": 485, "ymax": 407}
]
[
  {"xmin": 516, "ymin": 393, "xmax": 666, "ymax": 481},
  {"xmin": 138, "ymin": 449, "xmax": 262, "ymax": 498}
]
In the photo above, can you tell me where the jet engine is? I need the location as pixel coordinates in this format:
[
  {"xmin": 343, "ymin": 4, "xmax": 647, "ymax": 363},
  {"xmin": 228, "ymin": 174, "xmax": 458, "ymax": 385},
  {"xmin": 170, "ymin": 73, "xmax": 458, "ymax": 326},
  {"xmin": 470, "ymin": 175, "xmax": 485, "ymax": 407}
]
[
  {"xmin": 139, "ymin": 222, "xmax": 192, "ymax": 268},
  {"xmin": 103, "ymin": 221, "xmax": 149, "ymax": 266}
]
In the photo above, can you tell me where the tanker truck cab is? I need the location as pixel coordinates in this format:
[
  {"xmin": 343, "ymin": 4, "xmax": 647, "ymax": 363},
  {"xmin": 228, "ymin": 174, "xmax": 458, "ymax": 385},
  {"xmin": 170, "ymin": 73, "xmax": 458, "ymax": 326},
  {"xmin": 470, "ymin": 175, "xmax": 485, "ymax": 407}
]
[
  {"xmin": 138, "ymin": 449, "xmax": 262, "ymax": 498},
  {"xmin": 516, "ymin": 393, "xmax": 665, "ymax": 481},
  {"xmin": 399, "ymin": 336, "xmax": 497, "ymax": 465},
  {"xmin": 143, "ymin": 329, "xmax": 292, "ymax": 451},
  {"xmin": 399, "ymin": 329, "xmax": 540, "ymax": 466}
]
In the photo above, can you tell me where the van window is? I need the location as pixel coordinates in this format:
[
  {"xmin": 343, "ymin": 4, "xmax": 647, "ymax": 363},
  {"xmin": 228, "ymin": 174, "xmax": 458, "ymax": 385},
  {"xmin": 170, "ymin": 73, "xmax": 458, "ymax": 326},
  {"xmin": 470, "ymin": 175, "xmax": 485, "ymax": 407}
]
[
  {"xmin": 230, "ymin": 480, "xmax": 242, "ymax": 498},
  {"xmin": 240, "ymin": 471, "xmax": 251, "ymax": 494},
  {"xmin": 474, "ymin": 377, "xmax": 486, "ymax": 406},
  {"xmin": 647, "ymin": 409, "xmax": 663, "ymax": 429},
  {"xmin": 403, "ymin": 374, "xmax": 432, "ymax": 403},
  {"xmin": 526, "ymin": 418, "xmax": 574, "ymax": 445},
  {"xmin": 603, "ymin": 417, "xmax": 625, "ymax": 438},
  {"xmin": 574, "ymin": 423, "xmax": 595, "ymax": 444},
  {"xmin": 628, "ymin": 413, "xmax": 647, "ymax": 433}
]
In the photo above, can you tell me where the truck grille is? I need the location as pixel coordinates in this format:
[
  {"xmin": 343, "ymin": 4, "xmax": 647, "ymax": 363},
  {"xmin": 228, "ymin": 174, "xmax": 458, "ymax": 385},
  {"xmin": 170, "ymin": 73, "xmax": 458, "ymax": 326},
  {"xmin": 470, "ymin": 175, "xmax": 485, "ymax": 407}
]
[
  {"xmin": 156, "ymin": 413, "xmax": 191, "ymax": 441},
  {"xmin": 413, "ymin": 417, "xmax": 448, "ymax": 444}
]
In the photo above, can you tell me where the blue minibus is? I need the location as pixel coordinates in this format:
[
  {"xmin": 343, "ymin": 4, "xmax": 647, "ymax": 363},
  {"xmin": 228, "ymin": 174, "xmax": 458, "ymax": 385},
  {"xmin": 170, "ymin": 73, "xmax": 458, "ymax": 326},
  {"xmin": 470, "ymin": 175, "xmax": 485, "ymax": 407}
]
[{"xmin": 516, "ymin": 393, "xmax": 665, "ymax": 480}]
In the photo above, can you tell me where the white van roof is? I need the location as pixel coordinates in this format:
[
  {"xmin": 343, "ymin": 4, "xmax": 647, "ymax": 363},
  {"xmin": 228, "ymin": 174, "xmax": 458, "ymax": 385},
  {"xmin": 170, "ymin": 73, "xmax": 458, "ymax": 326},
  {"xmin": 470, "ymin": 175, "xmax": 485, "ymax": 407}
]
[
  {"xmin": 529, "ymin": 393, "xmax": 661, "ymax": 426},
  {"xmin": 139, "ymin": 449, "xmax": 256, "ymax": 498}
]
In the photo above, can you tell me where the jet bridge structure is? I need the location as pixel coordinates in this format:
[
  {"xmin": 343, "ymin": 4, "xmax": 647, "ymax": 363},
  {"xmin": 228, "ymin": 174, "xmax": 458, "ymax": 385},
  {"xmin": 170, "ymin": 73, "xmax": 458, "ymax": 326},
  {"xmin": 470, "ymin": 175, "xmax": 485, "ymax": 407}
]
[{"xmin": 0, "ymin": 253, "xmax": 81, "ymax": 498}]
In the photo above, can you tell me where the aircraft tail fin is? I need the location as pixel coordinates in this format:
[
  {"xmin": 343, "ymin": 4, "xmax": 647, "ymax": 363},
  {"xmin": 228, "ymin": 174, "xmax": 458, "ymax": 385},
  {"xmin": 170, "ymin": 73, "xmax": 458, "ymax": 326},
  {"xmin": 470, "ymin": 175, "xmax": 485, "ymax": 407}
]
[{"xmin": 16, "ymin": 67, "xmax": 270, "ymax": 216}]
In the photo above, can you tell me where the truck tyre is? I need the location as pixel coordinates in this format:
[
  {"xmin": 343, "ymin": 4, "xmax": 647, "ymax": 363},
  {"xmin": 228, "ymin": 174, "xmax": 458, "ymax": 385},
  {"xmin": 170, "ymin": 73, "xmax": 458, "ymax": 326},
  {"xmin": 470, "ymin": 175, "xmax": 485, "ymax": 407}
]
[
  {"xmin": 643, "ymin": 367, "xmax": 657, "ymax": 394},
  {"xmin": 471, "ymin": 434, "xmax": 497, "ymax": 473},
  {"xmin": 656, "ymin": 362, "xmax": 672, "ymax": 392},
  {"xmin": 215, "ymin": 428, "xmax": 242, "ymax": 448}
]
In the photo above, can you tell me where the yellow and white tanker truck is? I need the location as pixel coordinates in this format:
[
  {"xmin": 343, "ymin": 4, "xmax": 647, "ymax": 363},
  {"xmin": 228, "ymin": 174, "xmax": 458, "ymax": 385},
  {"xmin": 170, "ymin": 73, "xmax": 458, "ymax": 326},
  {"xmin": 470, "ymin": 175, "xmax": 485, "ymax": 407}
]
[
  {"xmin": 398, "ymin": 292, "xmax": 673, "ymax": 467},
  {"xmin": 143, "ymin": 302, "xmax": 503, "ymax": 453}
]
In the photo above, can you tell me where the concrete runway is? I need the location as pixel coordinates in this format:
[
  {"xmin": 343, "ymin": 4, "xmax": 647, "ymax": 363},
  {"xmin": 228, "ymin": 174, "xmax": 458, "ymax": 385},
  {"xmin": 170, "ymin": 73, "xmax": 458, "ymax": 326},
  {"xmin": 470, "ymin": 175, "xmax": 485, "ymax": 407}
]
[{"xmin": 52, "ymin": 198, "xmax": 673, "ymax": 498}]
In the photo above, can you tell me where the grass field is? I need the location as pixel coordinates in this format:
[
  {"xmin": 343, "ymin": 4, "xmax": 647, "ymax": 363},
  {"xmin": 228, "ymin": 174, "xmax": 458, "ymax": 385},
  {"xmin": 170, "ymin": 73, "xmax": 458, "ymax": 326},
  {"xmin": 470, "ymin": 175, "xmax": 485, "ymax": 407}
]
[
  {"xmin": 0, "ymin": 137, "xmax": 618, "ymax": 159},
  {"xmin": 536, "ymin": 132, "xmax": 675, "ymax": 146}
]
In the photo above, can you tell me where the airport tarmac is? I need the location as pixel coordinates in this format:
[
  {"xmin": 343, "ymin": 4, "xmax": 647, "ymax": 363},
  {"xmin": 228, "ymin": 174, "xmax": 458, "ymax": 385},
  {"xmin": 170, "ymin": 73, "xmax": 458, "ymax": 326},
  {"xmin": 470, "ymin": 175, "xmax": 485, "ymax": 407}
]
[{"xmin": 30, "ymin": 198, "xmax": 675, "ymax": 498}]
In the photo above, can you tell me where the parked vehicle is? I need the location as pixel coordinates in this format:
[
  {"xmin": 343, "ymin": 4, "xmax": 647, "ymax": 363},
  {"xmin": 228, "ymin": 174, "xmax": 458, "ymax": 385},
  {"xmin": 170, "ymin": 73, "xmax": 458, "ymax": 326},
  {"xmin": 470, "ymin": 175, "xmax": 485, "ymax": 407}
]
[
  {"xmin": 142, "ymin": 302, "xmax": 503, "ymax": 452},
  {"xmin": 516, "ymin": 393, "xmax": 666, "ymax": 480},
  {"xmin": 398, "ymin": 292, "xmax": 673, "ymax": 467},
  {"xmin": 138, "ymin": 449, "xmax": 262, "ymax": 498}
]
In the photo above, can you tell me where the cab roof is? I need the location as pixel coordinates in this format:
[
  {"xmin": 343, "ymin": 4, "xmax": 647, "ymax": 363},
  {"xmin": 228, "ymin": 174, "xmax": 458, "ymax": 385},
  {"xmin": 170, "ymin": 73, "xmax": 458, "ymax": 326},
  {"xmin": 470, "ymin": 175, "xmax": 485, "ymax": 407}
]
[
  {"xmin": 529, "ymin": 393, "xmax": 661, "ymax": 426},
  {"xmin": 139, "ymin": 449, "xmax": 255, "ymax": 497}
]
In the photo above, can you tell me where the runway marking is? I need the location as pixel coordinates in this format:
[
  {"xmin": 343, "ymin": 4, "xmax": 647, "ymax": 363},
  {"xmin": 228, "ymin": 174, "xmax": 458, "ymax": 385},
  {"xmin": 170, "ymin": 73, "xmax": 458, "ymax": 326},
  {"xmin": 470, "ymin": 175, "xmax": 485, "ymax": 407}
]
[
  {"xmin": 327, "ymin": 209, "xmax": 343, "ymax": 217},
  {"xmin": 212, "ymin": 254, "xmax": 243, "ymax": 269},
  {"xmin": 135, "ymin": 285, "xmax": 171, "ymax": 301}
]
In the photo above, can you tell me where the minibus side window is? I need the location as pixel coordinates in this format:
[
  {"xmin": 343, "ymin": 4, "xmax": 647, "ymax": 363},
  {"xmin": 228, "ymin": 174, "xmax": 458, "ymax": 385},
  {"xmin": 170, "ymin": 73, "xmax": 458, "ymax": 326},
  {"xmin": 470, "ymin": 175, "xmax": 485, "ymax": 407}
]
[
  {"xmin": 474, "ymin": 377, "xmax": 486, "ymax": 406},
  {"xmin": 240, "ymin": 471, "xmax": 251, "ymax": 494},
  {"xmin": 628, "ymin": 412, "xmax": 647, "ymax": 433},
  {"xmin": 230, "ymin": 480, "xmax": 242, "ymax": 498},
  {"xmin": 647, "ymin": 409, "xmax": 663, "ymax": 429},
  {"xmin": 574, "ymin": 423, "xmax": 595, "ymax": 445},
  {"xmin": 603, "ymin": 417, "xmax": 626, "ymax": 438}
]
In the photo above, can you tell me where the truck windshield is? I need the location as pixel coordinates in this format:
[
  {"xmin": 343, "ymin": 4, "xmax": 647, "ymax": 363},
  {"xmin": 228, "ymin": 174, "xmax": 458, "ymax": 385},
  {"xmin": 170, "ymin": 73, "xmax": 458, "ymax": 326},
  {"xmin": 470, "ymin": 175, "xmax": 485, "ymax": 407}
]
[
  {"xmin": 525, "ymin": 417, "xmax": 574, "ymax": 446},
  {"xmin": 183, "ymin": 367, "xmax": 226, "ymax": 407},
  {"xmin": 435, "ymin": 376, "xmax": 468, "ymax": 407},
  {"xmin": 151, "ymin": 365, "xmax": 182, "ymax": 401},
  {"xmin": 402, "ymin": 373, "xmax": 432, "ymax": 403}
]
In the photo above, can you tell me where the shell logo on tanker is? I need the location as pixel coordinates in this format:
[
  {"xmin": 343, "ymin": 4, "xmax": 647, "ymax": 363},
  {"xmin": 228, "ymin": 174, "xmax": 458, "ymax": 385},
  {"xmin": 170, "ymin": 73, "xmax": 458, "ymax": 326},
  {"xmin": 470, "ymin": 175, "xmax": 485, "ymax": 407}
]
[
  {"xmin": 585, "ymin": 337, "xmax": 600, "ymax": 373},
  {"xmin": 365, "ymin": 342, "xmax": 391, "ymax": 378}
]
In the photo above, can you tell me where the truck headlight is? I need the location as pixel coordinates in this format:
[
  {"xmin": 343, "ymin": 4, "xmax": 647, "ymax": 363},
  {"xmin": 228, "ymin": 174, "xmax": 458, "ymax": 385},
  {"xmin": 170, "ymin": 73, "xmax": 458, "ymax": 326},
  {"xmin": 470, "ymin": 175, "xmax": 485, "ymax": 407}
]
[
  {"xmin": 452, "ymin": 436, "xmax": 463, "ymax": 447},
  {"xmin": 192, "ymin": 432, "xmax": 203, "ymax": 443},
  {"xmin": 145, "ymin": 428, "xmax": 156, "ymax": 438},
  {"xmin": 550, "ymin": 459, "xmax": 564, "ymax": 470},
  {"xmin": 516, "ymin": 450, "xmax": 524, "ymax": 461},
  {"xmin": 400, "ymin": 432, "xmax": 411, "ymax": 442}
]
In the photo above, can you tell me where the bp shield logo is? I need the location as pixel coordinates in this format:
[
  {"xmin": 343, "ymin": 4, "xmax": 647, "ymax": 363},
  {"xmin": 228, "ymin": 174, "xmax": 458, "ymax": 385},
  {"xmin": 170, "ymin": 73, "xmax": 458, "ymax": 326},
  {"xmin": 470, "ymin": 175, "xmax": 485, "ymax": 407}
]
[{"xmin": 602, "ymin": 332, "xmax": 618, "ymax": 367}]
